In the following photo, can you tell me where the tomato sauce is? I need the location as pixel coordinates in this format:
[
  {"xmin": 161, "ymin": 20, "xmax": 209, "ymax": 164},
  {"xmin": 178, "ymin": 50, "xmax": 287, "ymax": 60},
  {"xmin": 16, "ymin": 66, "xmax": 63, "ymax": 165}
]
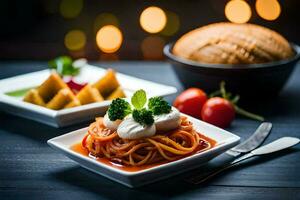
[{"xmin": 71, "ymin": 133, "xmax": 216, "ymax": 172}]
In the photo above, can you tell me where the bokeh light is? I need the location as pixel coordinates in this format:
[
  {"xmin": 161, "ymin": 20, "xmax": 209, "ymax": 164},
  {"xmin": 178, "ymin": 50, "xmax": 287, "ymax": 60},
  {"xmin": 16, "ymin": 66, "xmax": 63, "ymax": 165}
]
[
  {"xmin": 140, "ymin": 6, "xmax": 167, "ymax": 33},
  {"xmin": 141, "ymin": 36, "xmax": 165, "ymax": 60},
  {"xmin": 161, "ymin": 11, "xmax": 180, "ymax": 36},
  {"xmin": 60, "ymin": 0, "xmax": 83, "ymax": 19},
  {"xmin": 94, "ymin": 13, "xmax": 119, "ymax": 33},
  {"xmin": 64, "ymin": 30, "xmax": 86, "ymax": 51},
  {"xmin": 256, "ymin": 0, "xmax": 281, "ymax": 21},
  {"xmin": 225, "ymin": 0, "xmax": 252, "ymax": 23},
  {"xmin": 96, "ymin": 25, "xmax": 123, "ymax": 53}
]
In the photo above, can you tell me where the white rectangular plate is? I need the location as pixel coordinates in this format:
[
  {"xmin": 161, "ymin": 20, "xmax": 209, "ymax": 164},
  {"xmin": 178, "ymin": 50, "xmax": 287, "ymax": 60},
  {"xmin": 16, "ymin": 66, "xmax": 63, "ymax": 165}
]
[
  {"xmin": 0, "ymin": 65, "xmax": 177, "ymax": 127},
  {"xmin": 47, "ymin": 114, "xmax": 240, "ymax": 188}
]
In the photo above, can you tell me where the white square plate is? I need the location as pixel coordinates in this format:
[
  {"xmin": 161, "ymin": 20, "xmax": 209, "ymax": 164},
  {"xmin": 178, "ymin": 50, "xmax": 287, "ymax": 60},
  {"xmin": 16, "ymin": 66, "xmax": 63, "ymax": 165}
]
[
  {"xmin": 47, "ymin": 114, "xmax": 240, "ymax": 188},
  {"xmin": 0, "ymin": 65, "xmax": 177, "ymax": 127}
]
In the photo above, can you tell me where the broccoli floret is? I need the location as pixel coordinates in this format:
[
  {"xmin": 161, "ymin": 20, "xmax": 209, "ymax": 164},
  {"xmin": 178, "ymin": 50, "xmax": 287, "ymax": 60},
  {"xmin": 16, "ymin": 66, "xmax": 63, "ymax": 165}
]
[
  {"xmin": 132, "ymin": 109, "xmax": 154, "ymax": 126},
  {"xmin": 148, "ymin": 96, "xmax": 171, "ymax": 115},
  {"xmin": 108, "ymin": 98, "xmax": 131, "ymax": 121}
]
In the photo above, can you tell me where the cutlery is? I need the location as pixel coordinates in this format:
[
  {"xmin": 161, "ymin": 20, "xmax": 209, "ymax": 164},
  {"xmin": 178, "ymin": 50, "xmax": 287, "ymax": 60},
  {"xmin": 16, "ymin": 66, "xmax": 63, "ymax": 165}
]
[
  {"xmin": 229, "ymin": 122, "xmax": 273, "ymax": 154},
  {"xmin": 188, "ymin": 137, "xmax": 300, "ymax": 184},
  {"xmin": 185, "ymin": 122, "xmax": 272, "ymax": 182}
]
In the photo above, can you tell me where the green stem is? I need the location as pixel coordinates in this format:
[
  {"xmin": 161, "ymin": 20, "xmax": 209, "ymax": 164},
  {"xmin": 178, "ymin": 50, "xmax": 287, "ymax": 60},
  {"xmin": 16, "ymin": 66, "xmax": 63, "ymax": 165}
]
[
  {"xmin": 209, "ymin": 90, "xmax": 221, "ymax": 98},
  {"xmin": 231, "ymin": 95, "xmax": 240, "ymax": 104},
  {"xmin": 234, "ymin": 105, "xmax": 265, "ymax": 122},
  {"xmin": 220, "ymin": 81, "xmax": 227, "ymax": 98}
]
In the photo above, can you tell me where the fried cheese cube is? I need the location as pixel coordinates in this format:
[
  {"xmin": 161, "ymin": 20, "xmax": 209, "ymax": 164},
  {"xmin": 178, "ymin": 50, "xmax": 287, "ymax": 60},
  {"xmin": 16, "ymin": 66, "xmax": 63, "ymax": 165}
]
[
  {"xmin": 23, "ymin": 89, "xmax": 46, "ymax": 106},
  {"xmin": 106, "ymin": 87, "xmax": 126, "ymax": 100},
  {"xmin": 92, "ymin": 69, "xmax": 120, "ymax": 98},
  {"xmin": 64, "ymin": 99, "xmax": 81, "ymax": 109},
  {"xmin": 76, "ymin": 84, "xmax": 104, "ymax": 105},
  {"xmin": 46, "ymin": 88, "xmax": 76, "ymax": 110},
  {"xmin": 37, "ymin": 72, "xmax": 68, "ymax": 102}
]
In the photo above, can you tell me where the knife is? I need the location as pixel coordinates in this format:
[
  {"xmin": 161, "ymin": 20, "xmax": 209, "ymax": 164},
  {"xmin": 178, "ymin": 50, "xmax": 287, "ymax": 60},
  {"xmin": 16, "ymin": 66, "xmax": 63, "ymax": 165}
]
[
  {"xmin": 185, "ymin": 122, "xmax": 272, "ymax": 182},
  {"xmin": 188, "ymin": 137, "xmax": 300, "ymax": 184},
  {"xmin": 227, "ymin": 122, "xmax": 273, "ymax": 156}
]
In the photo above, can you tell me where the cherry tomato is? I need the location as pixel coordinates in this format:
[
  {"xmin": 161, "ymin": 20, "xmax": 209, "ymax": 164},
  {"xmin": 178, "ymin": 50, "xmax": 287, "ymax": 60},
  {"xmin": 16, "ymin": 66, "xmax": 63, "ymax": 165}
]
[
  {"xmin": 201, "ymin": 97, "xmax": 235, "ymax": 128},
  {"xmin": 173, "ymin": 88, "xmax": 207, "ymax": 118}
]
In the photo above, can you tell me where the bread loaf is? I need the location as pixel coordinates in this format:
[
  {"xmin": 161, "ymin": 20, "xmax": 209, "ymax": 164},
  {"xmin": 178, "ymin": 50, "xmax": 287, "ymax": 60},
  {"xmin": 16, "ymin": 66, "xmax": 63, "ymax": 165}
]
[{"xmin": 173, "ymin": 23, "xmax": 294, "ymax": 64}]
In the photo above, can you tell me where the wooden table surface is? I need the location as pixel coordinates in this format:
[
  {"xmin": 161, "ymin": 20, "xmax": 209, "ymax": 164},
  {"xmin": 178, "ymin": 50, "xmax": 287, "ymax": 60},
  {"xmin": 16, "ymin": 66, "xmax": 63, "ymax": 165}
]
[{"xmin": 0, "ymin": 61, "xmax": 299, "ymax": 200}]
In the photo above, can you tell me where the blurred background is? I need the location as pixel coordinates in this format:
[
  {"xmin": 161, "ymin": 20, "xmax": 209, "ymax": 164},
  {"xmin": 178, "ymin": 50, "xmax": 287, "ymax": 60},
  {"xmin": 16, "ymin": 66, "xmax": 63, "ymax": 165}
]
[{"xmin": 0, "ymin": 0, "xmax": 299, "ymax": 61}]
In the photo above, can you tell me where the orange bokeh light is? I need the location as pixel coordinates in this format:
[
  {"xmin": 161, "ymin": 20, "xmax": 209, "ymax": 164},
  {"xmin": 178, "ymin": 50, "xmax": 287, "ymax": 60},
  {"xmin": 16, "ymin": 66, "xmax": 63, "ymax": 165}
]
[
  {"xmin": 140, "ymin": 6, "xmax": 167, "ymax": 33},
  {"xmin": 96, "ymin": 25, "xmax": 123, "ymax": 53},
  {"xmin": 225, "ymin": 0, "xmax": 252, "ymax": 23},
  {"xmin": 256, "ymin": 0, "xmax": 281, "ymax": 21}
]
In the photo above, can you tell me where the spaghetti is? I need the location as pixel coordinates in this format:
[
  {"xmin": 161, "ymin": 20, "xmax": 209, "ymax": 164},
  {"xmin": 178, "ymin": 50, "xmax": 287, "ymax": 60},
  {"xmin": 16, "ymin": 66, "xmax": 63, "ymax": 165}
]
[{"xmin": 82, "ymin": 116, "xmax": 213, "ymax": 166}]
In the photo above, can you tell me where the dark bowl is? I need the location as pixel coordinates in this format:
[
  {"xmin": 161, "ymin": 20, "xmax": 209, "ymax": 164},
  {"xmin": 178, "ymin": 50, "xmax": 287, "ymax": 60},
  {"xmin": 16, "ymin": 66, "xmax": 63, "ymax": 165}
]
[{"xmin": 164, "ymin": 43, "xmax": 300, "ymax": 100}]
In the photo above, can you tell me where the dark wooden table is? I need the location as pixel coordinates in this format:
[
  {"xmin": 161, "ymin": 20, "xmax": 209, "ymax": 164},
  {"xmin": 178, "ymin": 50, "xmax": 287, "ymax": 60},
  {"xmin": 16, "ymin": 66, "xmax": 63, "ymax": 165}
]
[{"xmin": 0, "ymin": 61, "xmax": 299, "ymax": 200}]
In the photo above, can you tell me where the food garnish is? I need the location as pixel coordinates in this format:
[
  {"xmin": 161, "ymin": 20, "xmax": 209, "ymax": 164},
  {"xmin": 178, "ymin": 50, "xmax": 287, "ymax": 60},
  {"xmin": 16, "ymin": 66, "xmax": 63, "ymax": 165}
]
[
  {"xmin": 131, "ymin": 89, "xmax": 147, "ymax": 110},
  {"xmin": 48, "ymin": 56, "xmax": 85, "ymax": 77},
  {"xmin": 132, "ymin": 108, "xmax": 154, "ymax": 126},
  {"xmin": 65, "ymin": 78, "xmax": 87, "ymax": 93},
  {"xmin": 148, "ymin": 96, "xmax": 171, "ymax": 115},
  {"xmin": 107, "ymin": 98, "xmax": 132, "ymax": 121},
  {"xmin": 107, "ymin": 89, "xmax": 172, "ymax": 126}
]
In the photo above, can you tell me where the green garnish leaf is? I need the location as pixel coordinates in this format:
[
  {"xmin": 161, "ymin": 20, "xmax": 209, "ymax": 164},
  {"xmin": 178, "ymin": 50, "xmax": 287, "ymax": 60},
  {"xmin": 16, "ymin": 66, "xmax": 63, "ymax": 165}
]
[
  {"xmin": 108, "ymin": 98, "xmax": 132, "ymax": 121},
  {"xmin": 6, "ymin": 87, "xmax": 32, "ymax": 97},
  {"xmin": 131, "ymin": 89, "xmax": 147, "ymax": 110},
  {"xmin": 48, "ymin": 56, "xmax": 80, "ymax": 76},
  {"xmin": 148, "ymin": 96, "xmax": 171, "ymax": 115},
  {"xmin": 132, "ymin": 109, "xmax": 154, "ymax": 126}
]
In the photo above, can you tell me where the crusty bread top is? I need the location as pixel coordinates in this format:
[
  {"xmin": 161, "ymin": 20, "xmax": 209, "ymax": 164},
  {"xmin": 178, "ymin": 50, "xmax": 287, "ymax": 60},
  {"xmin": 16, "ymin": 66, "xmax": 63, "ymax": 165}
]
[{"xmin": 173, "ymin": 22, "xmax": 295, "ymax": 64}]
